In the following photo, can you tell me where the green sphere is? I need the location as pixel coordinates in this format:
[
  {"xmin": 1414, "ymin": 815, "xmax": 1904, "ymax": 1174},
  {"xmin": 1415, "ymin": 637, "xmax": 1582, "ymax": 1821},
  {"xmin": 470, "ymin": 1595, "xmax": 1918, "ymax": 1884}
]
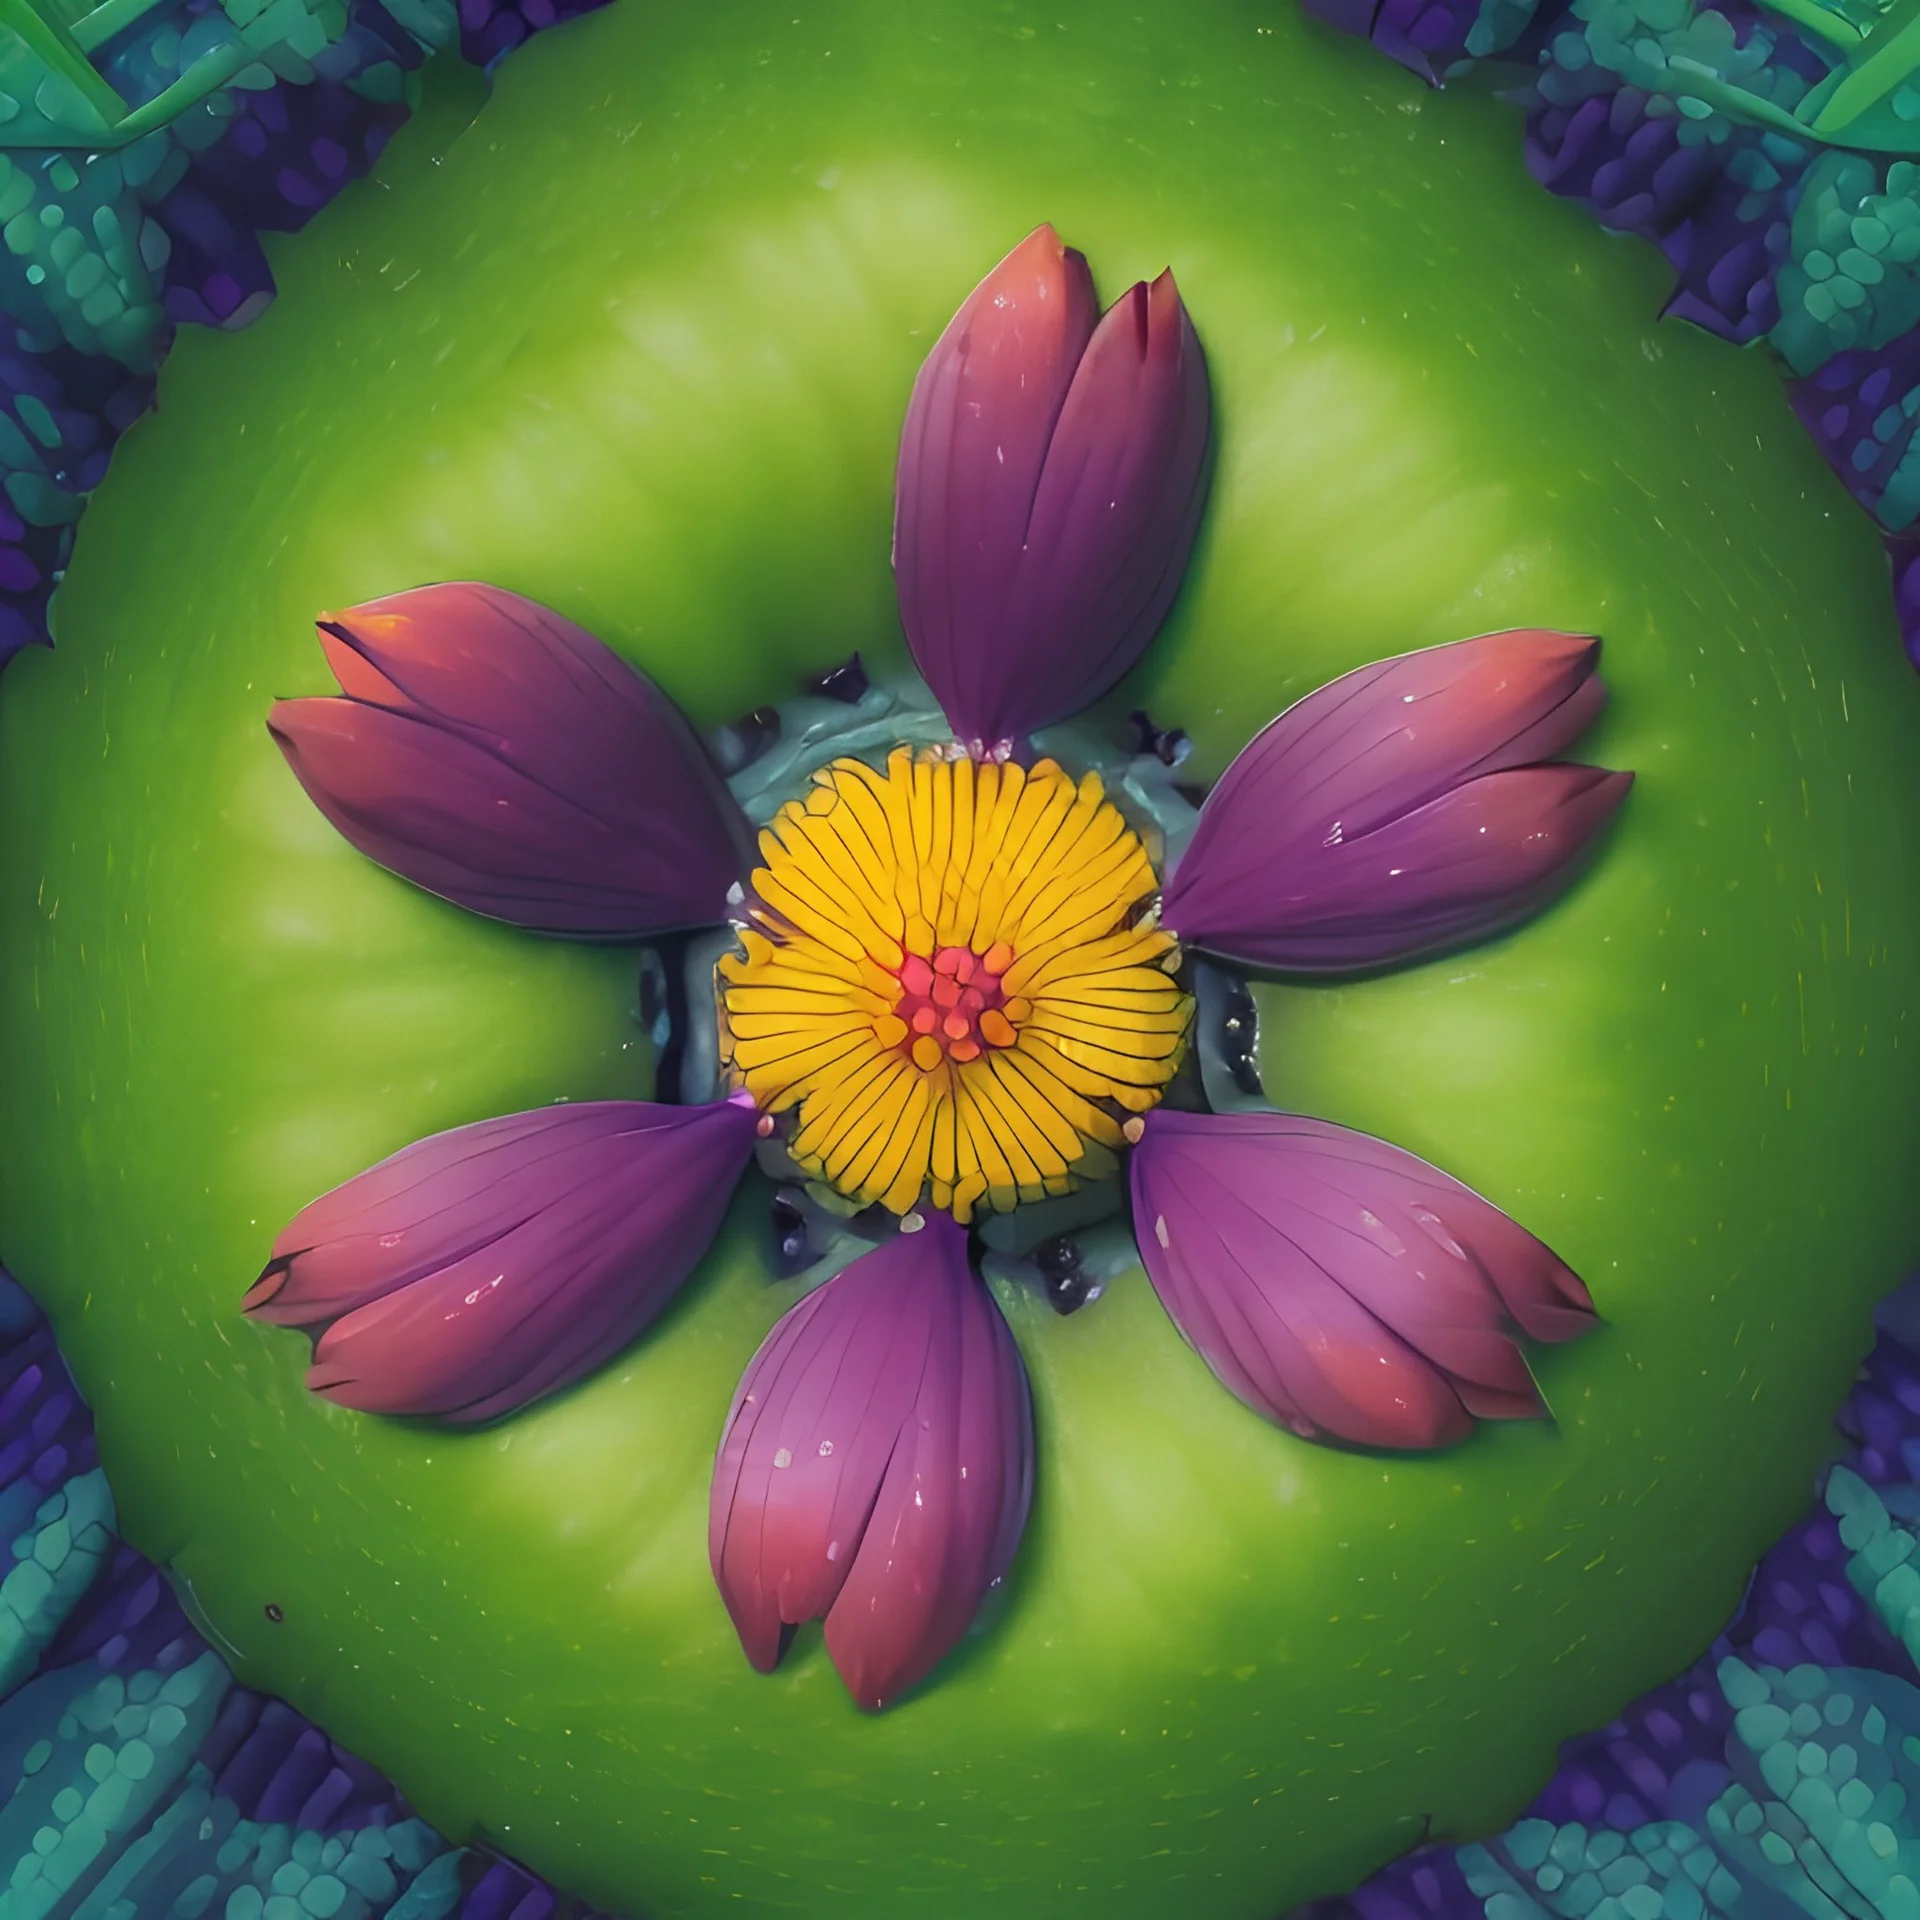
[{"xmin": 2, "ymin": 3, "xmax": 1918, "ymax": 1915}]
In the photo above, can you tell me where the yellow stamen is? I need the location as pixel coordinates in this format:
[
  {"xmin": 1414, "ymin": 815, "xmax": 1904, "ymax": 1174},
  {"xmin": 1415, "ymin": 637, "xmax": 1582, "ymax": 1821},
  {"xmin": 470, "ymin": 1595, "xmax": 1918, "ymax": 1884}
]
[{"xmin": 717, "ymin": 752, "xmax": 1192, "ymax": 1223}]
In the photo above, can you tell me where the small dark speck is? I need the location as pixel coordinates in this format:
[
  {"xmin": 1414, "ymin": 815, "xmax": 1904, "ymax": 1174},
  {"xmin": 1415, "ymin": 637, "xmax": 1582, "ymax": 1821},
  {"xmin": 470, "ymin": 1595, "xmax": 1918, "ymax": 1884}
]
[
  {"xmin": 806, "ymin": 652, "xmax": 869, "ymax": 704},
  {"xmin": 1037, "ymin": 1235, "xmax": 1100, "ymax": 1314},
  {"xmin": 264, "ymin": 1603, "xmax": 284, "ymax": 1623}
]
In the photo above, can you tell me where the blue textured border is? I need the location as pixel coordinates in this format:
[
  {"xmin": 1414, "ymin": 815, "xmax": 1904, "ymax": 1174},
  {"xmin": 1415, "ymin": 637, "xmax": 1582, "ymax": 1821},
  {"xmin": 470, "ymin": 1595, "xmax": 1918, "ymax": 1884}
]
[
  {"xmin": 1310, "ymin": 0, "xmax": 1920, "ymax": 673},
  {"xmin": 8, "ymin": 1255, "xmax": 1920, "ymax": 1920},
  {"xmin": 0, "ymin": 0, "xmax": 608, "ymax": 673},
  {"xmin": 1296, "ymin": 3, "xmax": 1920, "ymax": 1907},
  {"xmin": 0, "ymin": 1267, "xmax": 597, "ymax": 1920},
  {"xmin": 1309, "ymin": 1281, "xmax": 1920, "ymax": 1920}
]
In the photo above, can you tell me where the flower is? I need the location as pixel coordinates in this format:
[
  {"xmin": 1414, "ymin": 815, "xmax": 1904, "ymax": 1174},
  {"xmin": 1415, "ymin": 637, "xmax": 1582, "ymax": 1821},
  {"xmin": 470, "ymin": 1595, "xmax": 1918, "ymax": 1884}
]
[
  {"xmin": 718, "ymin": 750, "xmax": 1188, "ymax": 1221},
  {"xmin": 251, "ymin": 223, "xmax": 1630, "ymax": 1711}
]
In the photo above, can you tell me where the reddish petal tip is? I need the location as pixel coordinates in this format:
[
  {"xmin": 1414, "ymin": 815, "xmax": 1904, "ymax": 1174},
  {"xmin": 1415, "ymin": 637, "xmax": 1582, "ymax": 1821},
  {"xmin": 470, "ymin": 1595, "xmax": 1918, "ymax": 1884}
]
[
  {"xmin": 314, "ymin": 617, "xmax": 411, "ymax": 706},
  {"xmin": 269, "ymin": 583, "xmax": 751, "ymax": 938},
  {"xmin": 1555, "ymin": 1266, "xmax": 1600, "ymax": 1317},
  {"xmin": 1147, "ymin": 265, "xmax": 1188, "ymax": 322},
  {"xmin": 894, "ymin": 226, "xmax": 1210, "ymax": 745},
  {"xmin": 253, "ymin": 1099, "xmax": 757, "ymax": 1423},
  {"xmin": 240, "ymin": 1261, "xmax": 289, "ymax": 1316},
  {"xmin": 710, "ymin": 1223, "xmax": 1032, "ymax": 1710},
  {"xmin": 1131, "ymin": 1110, "xmax": 1599, "ymax": 1453},
  {"xmin": 1165, "ymin": 631, "xmax": 1632, "ymax": 972},
  {"xmin": 1552, "ymin": 763, "xmax": 1636, "ymax": 845},
  {"xmin": 303, "ymin": 1359, "xmax": 356, "ymax": 1400}
]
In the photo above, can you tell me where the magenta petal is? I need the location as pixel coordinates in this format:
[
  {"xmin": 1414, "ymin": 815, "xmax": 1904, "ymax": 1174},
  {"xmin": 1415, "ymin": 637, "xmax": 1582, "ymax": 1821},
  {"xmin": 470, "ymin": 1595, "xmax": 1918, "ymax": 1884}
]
[
  {"xmin": 245, "ymin": 1098, "xmax": 757, "ymax": 1423},
  {"xmin": 1128, "ymin": 1109, "xmax": 1598, "ymax": 1450},
  {"xmin": 710, "ymin": 1215, "xmax": 1033, "ymax": 1712},
  {"xmin": 269, "ymin": 583, "xmax": 752, "ymax": 938},
  {"xmin": 1162, "ymin": 630, "xmax": 1632, "ymax": 971},
  {"xmin": 893, "ymin": 225, "xmax": 1211, "ymax": 748}
]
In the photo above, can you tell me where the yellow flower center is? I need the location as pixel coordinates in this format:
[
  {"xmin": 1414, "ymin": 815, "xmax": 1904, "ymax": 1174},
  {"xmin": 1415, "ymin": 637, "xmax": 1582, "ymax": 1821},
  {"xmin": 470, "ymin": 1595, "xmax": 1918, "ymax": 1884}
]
[{"xmin": 718, "ymin": 748, "xmax": 1192, "ymax": 1223}]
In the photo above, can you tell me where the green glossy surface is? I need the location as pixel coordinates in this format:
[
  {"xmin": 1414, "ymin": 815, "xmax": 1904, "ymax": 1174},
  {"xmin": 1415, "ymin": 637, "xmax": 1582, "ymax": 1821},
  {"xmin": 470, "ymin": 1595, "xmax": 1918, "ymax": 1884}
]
[{"xmin": 1, "ymin": 4, "xmax": 1918, "ymax": 1914}]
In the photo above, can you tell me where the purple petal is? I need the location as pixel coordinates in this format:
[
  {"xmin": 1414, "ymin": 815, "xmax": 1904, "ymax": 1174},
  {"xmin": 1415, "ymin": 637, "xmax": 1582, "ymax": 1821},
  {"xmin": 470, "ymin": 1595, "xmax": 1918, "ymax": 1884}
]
[
  {"xmin": 710, "ymin": 1214, "xmax": 1033, "ymax": 1711},
  {"xmin": 894, "ymin": 226, "xmax": 1211, "ymax": 749},
  {"xmin": 268, "ymin": 583, "xmax": 751, "ymax": 938},
  {"xmin": 1128, "ymin": 1108, "xmax": 1598, "ymax": 1450},
  {"xmin": 245, "ymin": 1098, "xmax": 757, "ymax": 1422},
  {"xmin": 1161, "ymin": 630, "xmax": 1633, "ymax": 971}
]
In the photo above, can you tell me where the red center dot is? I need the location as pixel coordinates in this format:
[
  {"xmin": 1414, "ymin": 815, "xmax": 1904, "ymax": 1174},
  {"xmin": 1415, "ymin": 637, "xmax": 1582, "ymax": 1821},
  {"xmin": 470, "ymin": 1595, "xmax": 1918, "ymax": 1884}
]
[{"xmin": 884, "ymin": 941, "xmax": 1020, "ymax": 1066}]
